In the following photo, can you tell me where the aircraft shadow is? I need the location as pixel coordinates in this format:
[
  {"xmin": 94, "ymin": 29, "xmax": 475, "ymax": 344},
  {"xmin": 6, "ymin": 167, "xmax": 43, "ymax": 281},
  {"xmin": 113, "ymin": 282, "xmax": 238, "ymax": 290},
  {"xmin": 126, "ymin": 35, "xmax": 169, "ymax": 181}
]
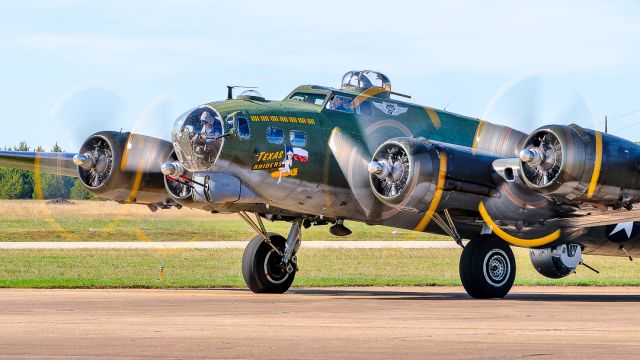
[
  {"xmin": 173, "ymin": 287, "xmax": 640, "ymax": 303},
  {"xmin": 288, "ymin": 288, "xmax": 640, "ymax": 303}
]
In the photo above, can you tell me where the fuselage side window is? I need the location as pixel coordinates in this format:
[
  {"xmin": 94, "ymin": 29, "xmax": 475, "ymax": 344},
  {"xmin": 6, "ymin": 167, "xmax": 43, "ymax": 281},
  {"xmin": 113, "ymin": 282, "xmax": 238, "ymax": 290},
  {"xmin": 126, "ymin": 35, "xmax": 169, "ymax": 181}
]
[
  {"xmin": 266, "ymin": 126, "xmax": 284, "ymax": 144},
  {"xmin": 326, "ymin": 95, "xmax": 355, "ymax": 113},
  {"xmin": 236, "ymin": 117, "xmax": 251, "ymax": 140},
  {"xmin": 289, "ymin": 130, "xmax": 306, "ymax": 147},
  {"xmin": 289, "ymin": 92, "xmax": 326, "ymax": 106}
]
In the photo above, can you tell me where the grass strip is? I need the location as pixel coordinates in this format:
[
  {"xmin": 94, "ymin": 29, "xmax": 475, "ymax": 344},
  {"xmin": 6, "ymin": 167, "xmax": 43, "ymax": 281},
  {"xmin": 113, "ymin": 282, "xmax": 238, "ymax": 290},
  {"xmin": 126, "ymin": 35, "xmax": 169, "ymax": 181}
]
[{"xmin": 1, "ymin": 248, "xmax": 639, "ymax": 288}]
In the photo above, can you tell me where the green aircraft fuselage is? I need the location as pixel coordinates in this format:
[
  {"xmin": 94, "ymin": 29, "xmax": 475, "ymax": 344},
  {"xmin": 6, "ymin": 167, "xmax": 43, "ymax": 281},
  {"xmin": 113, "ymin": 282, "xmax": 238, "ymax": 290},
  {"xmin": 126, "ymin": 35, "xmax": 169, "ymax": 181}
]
[{"xmin": 208, "ymin": 85, "xmax": 486, "ymax": 192}]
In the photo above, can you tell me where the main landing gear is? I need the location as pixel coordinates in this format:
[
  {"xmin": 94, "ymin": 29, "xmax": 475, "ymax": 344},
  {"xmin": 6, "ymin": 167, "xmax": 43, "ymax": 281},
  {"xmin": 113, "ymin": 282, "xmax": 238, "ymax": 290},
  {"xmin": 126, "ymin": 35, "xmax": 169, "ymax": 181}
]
[
  {"xmin": 239, "ymin": 212, "xmax": 301, "ymax": 293},
  {"xmin": 459, "ymin": 235, "xmax": 516, "ymax": 299}
]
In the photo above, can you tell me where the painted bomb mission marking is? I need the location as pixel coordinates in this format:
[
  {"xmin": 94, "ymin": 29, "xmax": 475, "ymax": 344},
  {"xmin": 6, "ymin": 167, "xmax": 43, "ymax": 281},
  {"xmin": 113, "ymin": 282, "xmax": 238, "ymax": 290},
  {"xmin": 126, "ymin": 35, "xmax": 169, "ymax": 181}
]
[{"xmin": 250, "ymin": 115, "xmax": 316, "ymax": 125}]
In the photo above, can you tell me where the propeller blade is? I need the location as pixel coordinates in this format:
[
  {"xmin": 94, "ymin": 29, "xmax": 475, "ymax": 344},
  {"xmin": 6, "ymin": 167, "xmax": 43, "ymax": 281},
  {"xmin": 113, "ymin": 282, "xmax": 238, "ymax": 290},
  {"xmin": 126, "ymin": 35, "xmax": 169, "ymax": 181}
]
[
  {"xmin": 50, "ymin": 82, "xmax": 127, "ymax": 153},
  {"xmin": 128, "ymin": 93, "xmax": 175, "ymax": 142},
  {"xmin": 483, "ymin": 73, "xmax": 596, "ymax": 134},
  {"xmin": 480, "ymin": 73, "xmax": 596, "ymax": 225},
  {"xmin": 327, "ymin": 127, "xmax": 377, "ymax": 217},
  {"xmin": 121, "ymin": 94, "xmax": 176, "ymax": 174},
  {"xmin": 482, "ymin": 72, "xmax": 541, "ymax": 134}
]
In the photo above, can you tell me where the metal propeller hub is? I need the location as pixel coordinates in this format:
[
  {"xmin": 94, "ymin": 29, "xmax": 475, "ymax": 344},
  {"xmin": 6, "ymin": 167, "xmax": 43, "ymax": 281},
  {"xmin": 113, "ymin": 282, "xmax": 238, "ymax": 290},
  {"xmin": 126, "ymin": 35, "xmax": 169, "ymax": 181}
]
[
  {"xmin": 520, "ymin": 130, "xmax": 563, "ymax": 187},
  {"xmin": 77, "ymin": 136, "xmax": 114, "ymax": 189},
  {"xmin": 161, "ymin": 161, "xmax": 184, "ymax": 177},
  {"xmin": 369, "ymin": 143, "xmax": 410, "ymax": 199}
]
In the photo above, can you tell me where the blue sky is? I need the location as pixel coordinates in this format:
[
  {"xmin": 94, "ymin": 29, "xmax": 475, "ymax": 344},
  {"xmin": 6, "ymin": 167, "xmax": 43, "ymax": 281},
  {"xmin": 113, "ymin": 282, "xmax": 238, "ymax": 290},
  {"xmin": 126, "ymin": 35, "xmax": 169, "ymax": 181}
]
[{"xmin": 2, "ymin": 0, "xmax": 640, "ymax": 150}]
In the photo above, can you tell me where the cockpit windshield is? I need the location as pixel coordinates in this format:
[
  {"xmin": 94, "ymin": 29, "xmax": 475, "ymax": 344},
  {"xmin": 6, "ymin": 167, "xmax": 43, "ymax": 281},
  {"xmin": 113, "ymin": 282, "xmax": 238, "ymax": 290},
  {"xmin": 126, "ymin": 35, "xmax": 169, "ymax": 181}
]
[
  {"xmin": 171, "ymin": 106, "xmax": 224, "ymax": 172},
  {"xmin": 289, "ymin": 92, "xmax": 326, "ymax": 106}
]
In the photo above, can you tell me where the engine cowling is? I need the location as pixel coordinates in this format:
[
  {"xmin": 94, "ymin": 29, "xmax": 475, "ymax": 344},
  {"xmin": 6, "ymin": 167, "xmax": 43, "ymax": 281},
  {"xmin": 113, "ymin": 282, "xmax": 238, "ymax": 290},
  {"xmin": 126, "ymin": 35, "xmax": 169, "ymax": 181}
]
[
  {"xmin": 519, "ymin": 124, "xmax": 640, "ymax": 206},
  {"xmin": 367, "ymin": 138, "xmax": 499, "ymax": 212},
  {"xmin": 75, "ymin": 131, "xmax": 174, "ymax": 205}
]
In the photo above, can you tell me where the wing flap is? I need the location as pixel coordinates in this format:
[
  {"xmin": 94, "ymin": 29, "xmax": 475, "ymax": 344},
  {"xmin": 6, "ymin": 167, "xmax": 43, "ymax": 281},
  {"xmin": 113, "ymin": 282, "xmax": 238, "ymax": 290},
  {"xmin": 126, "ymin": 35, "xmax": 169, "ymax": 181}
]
[{"xmin": 561, "ymin": 208, "xmax": 640, "ymax": 229}]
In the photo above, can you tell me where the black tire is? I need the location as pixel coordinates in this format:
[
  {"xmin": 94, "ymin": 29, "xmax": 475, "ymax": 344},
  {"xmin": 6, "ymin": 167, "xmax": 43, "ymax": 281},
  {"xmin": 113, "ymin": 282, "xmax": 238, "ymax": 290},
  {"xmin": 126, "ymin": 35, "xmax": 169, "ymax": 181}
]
[
  {"xmin": 242, "ymin": 233, "xmax": 296, "ymax": 294},
  {"xmin": 459, "ymin": 235, "xmax": 516, "ymax": 299}
]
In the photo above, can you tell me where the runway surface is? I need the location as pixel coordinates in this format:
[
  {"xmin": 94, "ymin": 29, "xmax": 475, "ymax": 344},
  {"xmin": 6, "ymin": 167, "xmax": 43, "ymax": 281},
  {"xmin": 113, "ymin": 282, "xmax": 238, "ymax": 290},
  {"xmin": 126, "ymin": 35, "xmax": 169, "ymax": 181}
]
[
  {"xmin": 1, "ymin": 287, "xmax": 640, "ymax": 359},
  {"xmin": 0, "ymin": 240, "xmax": 463, "ymax": 249}
]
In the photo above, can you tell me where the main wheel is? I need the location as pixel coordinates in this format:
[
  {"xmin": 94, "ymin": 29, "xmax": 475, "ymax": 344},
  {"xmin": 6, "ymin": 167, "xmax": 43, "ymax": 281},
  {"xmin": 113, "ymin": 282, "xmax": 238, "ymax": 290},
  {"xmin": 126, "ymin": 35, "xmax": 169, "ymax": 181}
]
[
  {"xmin": 242, "ymin": 233, "xmax": 296, "ymax": 294},
  {"xmin": 459, "ymin": 235, "xmax": 516, "ymax": 299}
]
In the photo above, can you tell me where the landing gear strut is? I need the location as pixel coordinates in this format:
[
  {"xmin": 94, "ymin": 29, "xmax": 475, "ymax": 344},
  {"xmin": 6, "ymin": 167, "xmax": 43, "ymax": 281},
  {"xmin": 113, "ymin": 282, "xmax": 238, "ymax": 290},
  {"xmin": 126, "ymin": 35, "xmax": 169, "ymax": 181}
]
[
  {"xmin": 240, "ymin": 213, "xmax": 301, "ymax": 293},
  {"xmin": 459, "ymin": 235, "xmax": 516, "ymax": 299}
]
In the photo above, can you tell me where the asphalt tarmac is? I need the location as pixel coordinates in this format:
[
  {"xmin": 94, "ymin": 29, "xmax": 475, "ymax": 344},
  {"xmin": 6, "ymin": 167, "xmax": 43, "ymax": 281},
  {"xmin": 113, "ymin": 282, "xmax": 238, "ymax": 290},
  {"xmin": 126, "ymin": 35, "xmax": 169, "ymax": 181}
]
[{"xmin": 1, "ymin": 287, "xmax": 640, "ymax": 359}]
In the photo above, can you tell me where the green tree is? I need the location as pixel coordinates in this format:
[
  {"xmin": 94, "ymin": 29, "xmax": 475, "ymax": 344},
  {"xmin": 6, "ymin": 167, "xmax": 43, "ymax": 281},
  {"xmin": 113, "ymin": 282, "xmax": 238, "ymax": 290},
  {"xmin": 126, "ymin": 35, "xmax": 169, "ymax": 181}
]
[
  {"xmin": 0, "ymin": 168, "xmax": 34, "ymax": 199},
  {"xmin": 51, "ymin": 142, "xmax": 63, "ymax": 153},
  {"xmin": 70, "ymin": 179, "xmax": 99, "ymax": 200},
  {"xmin": 38, "ymin": 173, "xmax": 74, "ymax": 199},
  {"xmin": 0, "ymin": 142, "xmax": 34, "ymax": 199},
  {"xmin": 14, "ymin": 142, "xmax": 30, "ymax": 152}
]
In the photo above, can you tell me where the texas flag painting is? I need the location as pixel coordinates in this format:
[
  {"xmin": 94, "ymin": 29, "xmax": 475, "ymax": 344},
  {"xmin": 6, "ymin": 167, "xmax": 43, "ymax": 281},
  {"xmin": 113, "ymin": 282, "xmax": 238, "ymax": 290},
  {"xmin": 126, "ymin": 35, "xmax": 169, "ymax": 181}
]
[{"xmin": 285, "ymin": 146, "xmax": 309, "ymax": 163}]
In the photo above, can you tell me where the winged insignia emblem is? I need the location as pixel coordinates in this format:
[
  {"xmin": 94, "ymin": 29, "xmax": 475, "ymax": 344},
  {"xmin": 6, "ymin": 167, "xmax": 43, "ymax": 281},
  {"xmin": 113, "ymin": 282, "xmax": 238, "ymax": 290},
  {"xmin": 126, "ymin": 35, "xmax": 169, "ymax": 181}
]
[{"xmin": 372, "ymin": 101, "xmax": 408, "ymax": 116}]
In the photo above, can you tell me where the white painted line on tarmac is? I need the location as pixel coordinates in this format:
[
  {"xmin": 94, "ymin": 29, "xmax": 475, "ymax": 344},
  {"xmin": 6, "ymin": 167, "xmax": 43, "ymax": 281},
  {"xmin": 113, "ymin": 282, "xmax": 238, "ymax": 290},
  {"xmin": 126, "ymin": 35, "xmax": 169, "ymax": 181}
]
[{"xmin": 0, "ymin": 241, "xmax": 464, "ymax": 250}]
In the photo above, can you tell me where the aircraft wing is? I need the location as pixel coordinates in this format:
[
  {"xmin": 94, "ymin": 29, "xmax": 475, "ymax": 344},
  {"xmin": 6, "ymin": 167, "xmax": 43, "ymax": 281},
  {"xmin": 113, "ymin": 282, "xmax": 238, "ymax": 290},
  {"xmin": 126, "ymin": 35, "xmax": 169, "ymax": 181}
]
[
  {"xmin": 0, "ymin": 151, "xmax": 78, "ymax": 177},
  {"xmin": 559, "ymin": 208, "xmax": 640, "ymax": 229}
]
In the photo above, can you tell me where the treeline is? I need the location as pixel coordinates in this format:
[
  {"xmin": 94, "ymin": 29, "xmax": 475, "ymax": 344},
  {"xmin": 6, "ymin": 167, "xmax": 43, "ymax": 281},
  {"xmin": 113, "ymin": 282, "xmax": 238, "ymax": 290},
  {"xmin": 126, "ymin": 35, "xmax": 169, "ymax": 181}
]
[{"xmin": 0, "ymin": 142, "xmax": 97, "ymax": 200}]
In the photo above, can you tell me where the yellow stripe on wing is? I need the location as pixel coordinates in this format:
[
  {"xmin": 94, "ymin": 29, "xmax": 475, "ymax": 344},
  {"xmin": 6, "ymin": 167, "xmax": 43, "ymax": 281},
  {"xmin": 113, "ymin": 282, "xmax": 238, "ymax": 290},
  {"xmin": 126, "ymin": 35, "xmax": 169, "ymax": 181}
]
[{"xmin": 478, "ymin": 202, "xmax": 561, "ymax": 247}]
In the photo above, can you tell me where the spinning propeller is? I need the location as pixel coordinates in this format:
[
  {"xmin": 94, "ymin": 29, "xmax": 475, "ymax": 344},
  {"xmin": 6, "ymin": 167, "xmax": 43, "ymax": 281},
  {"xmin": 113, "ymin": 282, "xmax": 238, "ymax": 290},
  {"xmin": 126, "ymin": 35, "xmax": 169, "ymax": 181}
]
[{"xmin": 328, "ymin": 72, "xmax": 597, "ymax": 222}]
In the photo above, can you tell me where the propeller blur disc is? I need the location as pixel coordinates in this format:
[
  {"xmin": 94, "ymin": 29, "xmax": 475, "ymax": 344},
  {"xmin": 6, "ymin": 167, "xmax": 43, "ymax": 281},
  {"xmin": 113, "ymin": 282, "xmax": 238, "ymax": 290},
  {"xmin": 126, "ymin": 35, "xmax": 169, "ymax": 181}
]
[
  {"xmin": 50, "ymin": 82, "xmax": 127, "ymax": 152},
  {"xmin": 483, "ymin": 73, "xmax": 597, "ymax": 134}
]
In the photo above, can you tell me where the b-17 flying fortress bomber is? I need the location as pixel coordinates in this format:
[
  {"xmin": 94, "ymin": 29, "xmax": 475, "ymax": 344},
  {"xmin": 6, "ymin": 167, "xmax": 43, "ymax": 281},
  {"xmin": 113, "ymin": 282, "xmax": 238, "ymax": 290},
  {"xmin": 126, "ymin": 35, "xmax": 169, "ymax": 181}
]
[{"xmin": 3, "ymin": 70, "xmax": 640, "ymax": 298}]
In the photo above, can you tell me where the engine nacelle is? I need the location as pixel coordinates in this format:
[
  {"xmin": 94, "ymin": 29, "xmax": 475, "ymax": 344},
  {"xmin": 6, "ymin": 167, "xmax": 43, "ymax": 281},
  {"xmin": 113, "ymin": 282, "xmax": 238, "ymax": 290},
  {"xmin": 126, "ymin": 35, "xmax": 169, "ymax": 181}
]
[
  {"xmin": 519, "ymin": 124, "xmax": 640, "ymax": 207},
  {"xmin": 75, "ymin": 131, "xmax": 174, "ymax": 205},
  {"xmin": 368, "ymin": 138, "xmax": 499, "ymax": 212},
  {"xmin": 529, "ymin": 244, "xmax": 582, "ymax": 279}
]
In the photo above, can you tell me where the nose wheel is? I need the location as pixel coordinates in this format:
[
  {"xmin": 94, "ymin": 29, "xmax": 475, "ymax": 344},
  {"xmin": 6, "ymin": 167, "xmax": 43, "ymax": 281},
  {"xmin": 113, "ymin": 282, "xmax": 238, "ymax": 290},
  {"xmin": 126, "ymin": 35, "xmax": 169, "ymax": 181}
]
[
  {"xmin": 459, "ymin": 235, "xmax": 516, "ymax": 299},
  {"xmin": 242, "ymin": 233, "xmax": 297, "ymax": 294}
]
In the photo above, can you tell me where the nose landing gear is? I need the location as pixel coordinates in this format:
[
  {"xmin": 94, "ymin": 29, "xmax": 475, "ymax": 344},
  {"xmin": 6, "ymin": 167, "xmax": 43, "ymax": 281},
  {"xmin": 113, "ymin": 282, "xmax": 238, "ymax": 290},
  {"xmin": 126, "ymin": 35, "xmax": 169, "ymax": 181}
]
[
  {"xmin": 239, "ymin": 212, "xmax": 302, "ymax": 294},
  {"xmin": 242, "ymin": 233, "xmax": 297, "ymax": 293},
  {"xmin": 459, "ymin": 235, "xmax": 516, "ymax": 299}
]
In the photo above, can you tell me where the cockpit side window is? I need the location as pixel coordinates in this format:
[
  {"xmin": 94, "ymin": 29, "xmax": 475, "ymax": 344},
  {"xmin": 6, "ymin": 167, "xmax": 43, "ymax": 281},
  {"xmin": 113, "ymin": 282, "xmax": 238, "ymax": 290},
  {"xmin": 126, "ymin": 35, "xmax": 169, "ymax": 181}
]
[
  {"xmin": 326, "ymin": 95, "xmax": 355, "ymax": 114},
  {"xmin": 289, "ymin": 92, "xmax": 326, "ymax": 106},
  {"xmin": 266, "ymin": 126, "xmax": 284, "ymax": 144},
  {"xmin": 236, "ymin": 117, "xmax": 251, "ymax": 140}
]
